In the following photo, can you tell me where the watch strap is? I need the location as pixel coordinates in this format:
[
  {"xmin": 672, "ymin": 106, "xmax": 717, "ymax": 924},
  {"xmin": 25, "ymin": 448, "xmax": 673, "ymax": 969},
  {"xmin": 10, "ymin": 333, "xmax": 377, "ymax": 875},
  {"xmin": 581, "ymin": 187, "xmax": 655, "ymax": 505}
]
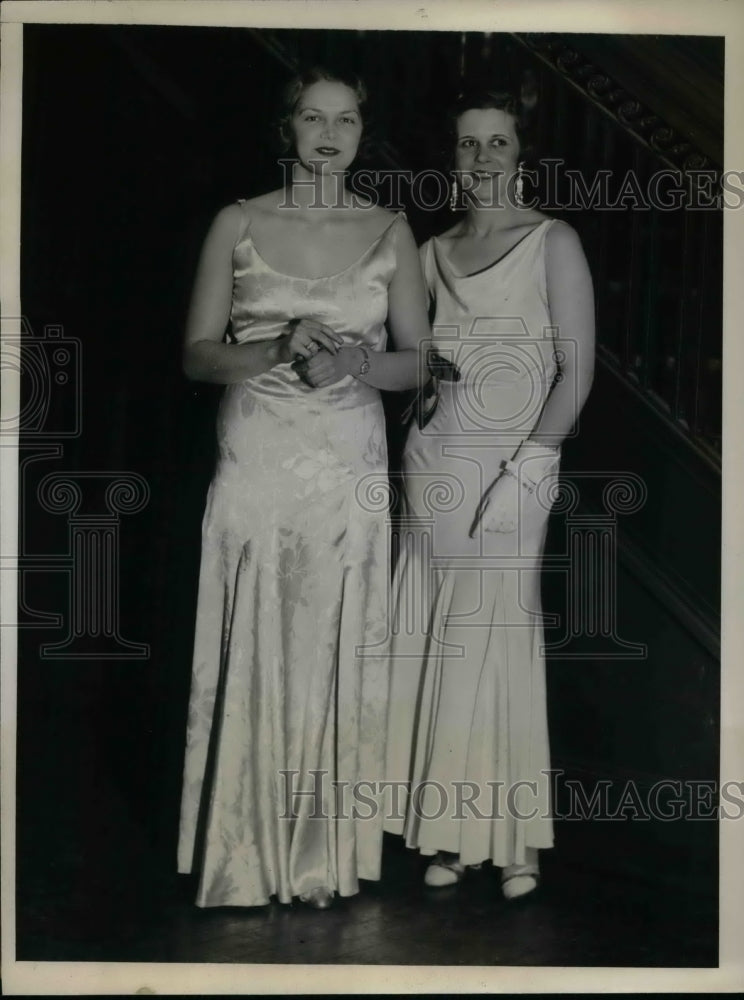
[{"xmin": 357, "ymin": 346, "xmax": 370, "ymax": 376}]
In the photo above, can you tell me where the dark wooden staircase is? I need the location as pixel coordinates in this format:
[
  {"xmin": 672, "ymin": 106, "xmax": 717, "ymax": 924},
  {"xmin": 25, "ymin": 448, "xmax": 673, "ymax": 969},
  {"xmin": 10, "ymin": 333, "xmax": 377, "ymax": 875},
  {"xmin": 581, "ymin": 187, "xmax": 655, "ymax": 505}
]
[{"xmin": 504, "ymin": 32, "xmax": 723, "ymax": 899}]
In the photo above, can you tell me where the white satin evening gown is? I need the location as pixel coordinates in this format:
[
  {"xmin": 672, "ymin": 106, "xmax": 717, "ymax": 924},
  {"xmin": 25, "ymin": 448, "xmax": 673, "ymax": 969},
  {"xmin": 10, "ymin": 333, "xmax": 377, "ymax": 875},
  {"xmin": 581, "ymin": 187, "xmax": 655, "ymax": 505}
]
[
  {"xmin": 178, "ymin": 205, "xmax": 407, "ymax": 906},
  {"xmin": 385, "ymin": 219, "xmax": 562, "ymax": 869}
]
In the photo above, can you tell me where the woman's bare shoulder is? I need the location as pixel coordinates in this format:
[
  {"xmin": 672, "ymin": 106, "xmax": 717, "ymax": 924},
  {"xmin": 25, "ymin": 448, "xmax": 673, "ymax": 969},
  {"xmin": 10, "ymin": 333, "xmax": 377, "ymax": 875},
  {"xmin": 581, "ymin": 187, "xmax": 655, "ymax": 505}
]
[
  {"xmin": 545, "ymin": 217, "xmax": 584, "ymax": 252},
  {"xmin": 232, "ymin": 190, "xmax": 285, "ymax": 220},
  {"xmin": 202, "ymin": 202, "xmax": 245, "ymax": 247},
  {"xmin": 545, "ymin": 218, "xmax": 592, "ymax": 287},
  {"xmin": 211, "ymin": 201, "xmax": 245, "ymax": 224},
  {"xmin": 522, "ymin": 207, "xmax": 551, "ymax": 224}
]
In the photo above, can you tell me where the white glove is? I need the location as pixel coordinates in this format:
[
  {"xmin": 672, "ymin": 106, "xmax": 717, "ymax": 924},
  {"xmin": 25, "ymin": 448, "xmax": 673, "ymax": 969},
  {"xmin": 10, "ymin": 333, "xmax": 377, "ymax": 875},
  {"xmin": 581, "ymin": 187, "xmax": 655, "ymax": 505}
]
[{"xmin": 473, "ymin": 444, "xmax": 560, "ymax": 535}]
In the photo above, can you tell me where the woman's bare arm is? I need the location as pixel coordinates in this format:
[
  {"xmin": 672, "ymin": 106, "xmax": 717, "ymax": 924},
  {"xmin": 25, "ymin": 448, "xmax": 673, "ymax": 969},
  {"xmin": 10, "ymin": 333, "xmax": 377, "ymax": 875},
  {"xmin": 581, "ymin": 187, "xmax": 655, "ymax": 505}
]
[{"xmin": 527, "ymin": 221, "xmax": 596, "ymax": 447}]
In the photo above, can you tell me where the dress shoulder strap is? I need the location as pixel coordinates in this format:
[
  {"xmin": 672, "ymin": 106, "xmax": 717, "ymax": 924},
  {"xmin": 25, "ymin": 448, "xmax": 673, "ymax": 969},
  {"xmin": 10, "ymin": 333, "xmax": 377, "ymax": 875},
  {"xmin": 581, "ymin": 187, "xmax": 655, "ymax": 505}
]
[
  {"xmin": 537, "ymin": 217, "xmax": 561, "ymax": 301},
  {"xmin": 383, "ymin": 210, "xmax": 407, "ymax": 238},
  {"xmin": 418, "ymin": 238, "xmax": 435, "ymax": 294},
  {"xmin": 233, "ymin": 198, "xmax": 252, "ymax": 249},
  {"xmin": 372, "ymin": 210, "xmax": 408, "ymax": 256}
]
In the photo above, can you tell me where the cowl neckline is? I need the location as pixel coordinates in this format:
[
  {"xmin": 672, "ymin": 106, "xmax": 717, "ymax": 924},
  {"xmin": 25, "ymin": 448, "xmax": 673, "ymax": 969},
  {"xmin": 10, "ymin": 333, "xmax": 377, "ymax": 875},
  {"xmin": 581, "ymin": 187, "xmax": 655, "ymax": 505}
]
[{"xmin": 433, "ymin": 219, "xmax": 552, "ymax": 279}]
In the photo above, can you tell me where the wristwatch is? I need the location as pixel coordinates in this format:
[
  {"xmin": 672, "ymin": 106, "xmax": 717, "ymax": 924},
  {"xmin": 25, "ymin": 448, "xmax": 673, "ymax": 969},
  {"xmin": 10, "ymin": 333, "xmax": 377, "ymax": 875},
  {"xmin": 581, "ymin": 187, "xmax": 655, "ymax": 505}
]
[{"xmin": 357, "ymin": 346, "xmax": 371, "ymax": 377}]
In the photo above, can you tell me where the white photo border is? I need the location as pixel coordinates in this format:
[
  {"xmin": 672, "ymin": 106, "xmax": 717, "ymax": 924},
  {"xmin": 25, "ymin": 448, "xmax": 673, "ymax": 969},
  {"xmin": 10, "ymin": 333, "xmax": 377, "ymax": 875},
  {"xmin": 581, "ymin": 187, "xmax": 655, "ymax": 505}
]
[{"xmin": 1, "ymin": 0, "xmax": 743, "ymax": 994}]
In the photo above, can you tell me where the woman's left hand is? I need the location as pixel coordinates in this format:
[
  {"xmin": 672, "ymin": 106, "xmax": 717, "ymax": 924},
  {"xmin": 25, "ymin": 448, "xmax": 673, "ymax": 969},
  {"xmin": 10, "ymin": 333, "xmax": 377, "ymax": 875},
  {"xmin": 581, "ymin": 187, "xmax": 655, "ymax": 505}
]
[
  {"xmin": 470, "ymin": 445, "xmax": 561, "ymax": 536},
  {"xmin": 472, "ymin": 469, "xmax": 522, "ymax": 535},
  {"xmin": 303, "ymin": 346, "xmax": 357, "ymax": 388}
]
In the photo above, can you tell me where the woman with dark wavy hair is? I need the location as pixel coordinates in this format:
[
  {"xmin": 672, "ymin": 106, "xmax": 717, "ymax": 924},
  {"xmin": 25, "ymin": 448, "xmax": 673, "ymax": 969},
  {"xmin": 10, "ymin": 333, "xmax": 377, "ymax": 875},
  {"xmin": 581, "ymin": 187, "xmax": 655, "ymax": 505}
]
[
  {"xmin": 385, "ymin": 87, "xmax": 595, "ymax": 899},
  {"xmin": 177, "ymin": 66, "xmax": 430, "ymax": 910}
]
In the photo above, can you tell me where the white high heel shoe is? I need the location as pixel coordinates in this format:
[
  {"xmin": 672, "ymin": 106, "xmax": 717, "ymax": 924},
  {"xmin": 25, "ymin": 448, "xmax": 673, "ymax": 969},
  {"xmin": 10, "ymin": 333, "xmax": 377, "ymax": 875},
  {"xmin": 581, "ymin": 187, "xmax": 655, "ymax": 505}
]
[
  {"xmin": 424, "ymin": 853, "xmax": 466, "ymax": 887},
  {"xmin": 424, "ymin": 853, "xmax": 482, "ymax": 887},
  {"xmin": 500, "ymin": 861, "xmax": 540, "ymax": 901},
  {"xmin": 299, "ymin": 887, "xmax": 334, "ymax": 909}
]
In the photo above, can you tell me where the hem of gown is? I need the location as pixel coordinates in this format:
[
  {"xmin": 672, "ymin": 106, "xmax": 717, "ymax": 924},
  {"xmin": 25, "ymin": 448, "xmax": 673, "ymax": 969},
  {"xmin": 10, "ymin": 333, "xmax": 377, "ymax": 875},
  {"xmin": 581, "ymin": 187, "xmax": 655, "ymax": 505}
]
[
  {"xmin": 407, "ymin": 844, "xmax": 553, "ymax": 868},
  {"xmin": 191, "ymin": 878, "xmax": 381, "ymax": 909},
  {"xmin": 177, "ymin": 478, "xmax": 390, "ymax": 914},
  {"xmin": 383, "ymin": 826, "xmax": 554, "ymax": 869}
]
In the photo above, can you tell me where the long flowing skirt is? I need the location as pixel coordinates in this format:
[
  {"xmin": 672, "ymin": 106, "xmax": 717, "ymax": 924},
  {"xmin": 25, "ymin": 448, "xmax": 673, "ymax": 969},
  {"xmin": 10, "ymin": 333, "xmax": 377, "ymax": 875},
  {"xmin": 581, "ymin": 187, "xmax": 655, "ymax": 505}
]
[
  {"xmin": 385, "ymin": 421, "xmax": 555, "ymax": 868},
  {"xmin": 178, "ymin": 378, "xmax": 391, "ymax": 906}
]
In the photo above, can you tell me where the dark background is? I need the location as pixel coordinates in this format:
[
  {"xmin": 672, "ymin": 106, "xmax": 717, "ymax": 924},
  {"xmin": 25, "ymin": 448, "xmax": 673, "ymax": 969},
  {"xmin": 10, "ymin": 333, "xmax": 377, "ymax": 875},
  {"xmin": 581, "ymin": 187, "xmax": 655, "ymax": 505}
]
[{"xmin": 16, "ymin": 24, "xmax": 721, "ymax": 962}]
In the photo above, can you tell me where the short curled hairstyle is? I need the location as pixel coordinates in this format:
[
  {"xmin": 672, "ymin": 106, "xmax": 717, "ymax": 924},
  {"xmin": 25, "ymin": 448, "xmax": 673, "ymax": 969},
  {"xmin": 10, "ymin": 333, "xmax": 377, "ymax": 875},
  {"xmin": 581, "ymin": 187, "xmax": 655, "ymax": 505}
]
[
  {"xmin": 446, "ymin": 87, "xmax": 537, "ymax": 164},
  {"xmin": 276, "ymin": 65, "xmax": 371, "ymax": 158}
]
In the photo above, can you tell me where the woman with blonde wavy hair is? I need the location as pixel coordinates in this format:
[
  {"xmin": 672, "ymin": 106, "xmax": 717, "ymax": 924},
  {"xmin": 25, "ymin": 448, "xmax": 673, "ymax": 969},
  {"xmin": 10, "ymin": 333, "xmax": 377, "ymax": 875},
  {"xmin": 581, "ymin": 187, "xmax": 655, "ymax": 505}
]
[{"xmin": 177, "ymin": 66, "xmax": 430, "ymax": 911}]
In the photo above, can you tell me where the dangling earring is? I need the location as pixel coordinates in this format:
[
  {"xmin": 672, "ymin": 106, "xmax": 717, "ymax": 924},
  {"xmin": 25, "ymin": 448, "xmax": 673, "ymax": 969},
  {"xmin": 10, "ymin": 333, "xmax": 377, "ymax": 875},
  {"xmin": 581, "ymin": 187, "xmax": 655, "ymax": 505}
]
[
  {"xmin": 515, "ymin": 161, "xmax": 525, "ymax": 207},
  {"xmin": 450, "ymin": 177, "xmax": 459, "ymax": 211}
]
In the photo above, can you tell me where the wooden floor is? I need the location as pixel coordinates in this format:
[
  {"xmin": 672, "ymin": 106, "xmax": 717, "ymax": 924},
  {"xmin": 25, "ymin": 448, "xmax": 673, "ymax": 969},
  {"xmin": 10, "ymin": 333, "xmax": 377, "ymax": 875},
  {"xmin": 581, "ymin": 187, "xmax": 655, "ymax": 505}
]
[{"xmin": 17, "ymin": 833, "xmax": 717, "ymax": 966}]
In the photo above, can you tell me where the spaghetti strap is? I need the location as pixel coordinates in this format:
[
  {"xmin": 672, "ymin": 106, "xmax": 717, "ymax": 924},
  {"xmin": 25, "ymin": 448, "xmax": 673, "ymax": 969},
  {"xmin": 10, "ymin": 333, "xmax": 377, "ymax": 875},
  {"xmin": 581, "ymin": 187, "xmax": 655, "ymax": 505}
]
[
  {"xmin": 377, "ymin": 210, "xmax": 407, "ymax": 241},
  {"xmin": 538, "ymin": 217, "xmax": 560, "ymax": 303},
  {"xmin": 419, "ymin": 238, "xmax": 434, "ymax": 283},
  {"xmin": 233, "ymin": 198, "xmax": 252, "ymax": 249},
  {"xmin": 386, "ymin": 210, "xmax": 408, "ymax": 249}
]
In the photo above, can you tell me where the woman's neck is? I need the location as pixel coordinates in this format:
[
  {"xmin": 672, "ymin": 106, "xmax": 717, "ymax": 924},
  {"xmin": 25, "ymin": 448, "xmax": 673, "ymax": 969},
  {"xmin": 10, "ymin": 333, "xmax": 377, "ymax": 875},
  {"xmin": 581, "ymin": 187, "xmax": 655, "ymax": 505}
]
[
  {"xmin": 287, "ymin": 161, "xmax": 349, "ymax": 213},
  {"xmin": 462, "ymin": 201, "xmax": 528, "ymax": 237}
]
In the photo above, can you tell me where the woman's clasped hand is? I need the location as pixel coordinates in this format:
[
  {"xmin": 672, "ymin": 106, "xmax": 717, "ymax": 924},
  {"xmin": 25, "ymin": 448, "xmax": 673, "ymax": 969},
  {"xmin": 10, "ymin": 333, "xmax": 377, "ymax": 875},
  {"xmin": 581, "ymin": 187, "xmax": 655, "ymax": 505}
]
[
  {"xmin": 285, "ymin": 319, "xmax": 366, "ymax": 389},
  {"xmin": 278, "ymin": 317, "xmax": 344, "ymax": 362}
]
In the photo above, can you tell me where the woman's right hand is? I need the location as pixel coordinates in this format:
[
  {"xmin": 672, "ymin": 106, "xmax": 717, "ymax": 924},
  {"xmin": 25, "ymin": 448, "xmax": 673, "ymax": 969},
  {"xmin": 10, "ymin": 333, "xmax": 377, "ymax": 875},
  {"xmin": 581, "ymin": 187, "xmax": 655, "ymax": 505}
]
[{"xmin": 276, "ymin": 319, "xmax": 344, "ymax": 364}]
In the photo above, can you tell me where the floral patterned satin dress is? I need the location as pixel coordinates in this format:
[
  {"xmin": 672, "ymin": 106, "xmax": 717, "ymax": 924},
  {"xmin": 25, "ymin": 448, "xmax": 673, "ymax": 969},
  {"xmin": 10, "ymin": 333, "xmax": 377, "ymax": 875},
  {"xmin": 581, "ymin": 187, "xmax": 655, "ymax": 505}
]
[{"xmin": 177, "ymin": 205, "xmax": 405, "ymax": 907}]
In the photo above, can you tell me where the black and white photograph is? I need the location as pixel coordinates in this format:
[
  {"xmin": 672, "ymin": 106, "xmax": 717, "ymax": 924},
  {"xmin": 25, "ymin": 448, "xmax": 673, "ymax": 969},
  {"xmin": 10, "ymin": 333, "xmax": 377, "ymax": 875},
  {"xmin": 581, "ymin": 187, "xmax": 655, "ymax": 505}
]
[{"xmin": 1, "ymin": 0, "xmax": 742, "ymax": 994}]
